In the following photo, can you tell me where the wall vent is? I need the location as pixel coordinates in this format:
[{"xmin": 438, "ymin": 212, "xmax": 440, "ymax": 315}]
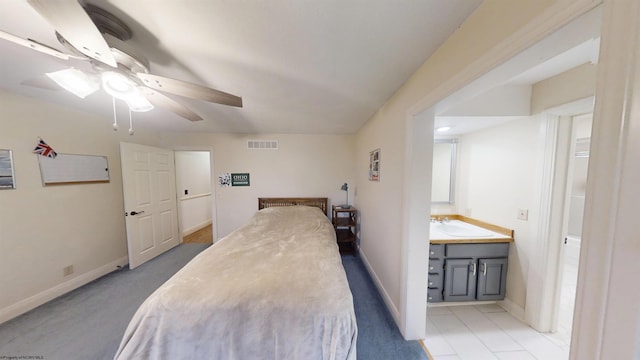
[{"xmin": 247, "ymin": 140, "xmax": 279, "ymax": 150}]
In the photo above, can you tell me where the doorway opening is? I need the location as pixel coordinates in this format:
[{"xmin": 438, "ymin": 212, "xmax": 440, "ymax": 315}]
[
  {"xmin": 419, "ymin": 6, "xmax": 601, "ymax": 358},
  {"xmin": 174, "ymin": 150, "xmax": 213, "ymax": 244},
  {"xmin": 551, "ymin": 113, "xmax": 592, "ymax": 346}
]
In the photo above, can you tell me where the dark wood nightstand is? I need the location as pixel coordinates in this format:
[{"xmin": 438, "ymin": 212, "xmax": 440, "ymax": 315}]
[{"xmin": 332, "ymin": 205, "xmax": 358, "ymax": 255}]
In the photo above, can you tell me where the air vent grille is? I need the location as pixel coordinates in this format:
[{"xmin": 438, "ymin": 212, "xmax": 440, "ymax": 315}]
[{"xmin": 247, "ymin": 140, "xmax": 278, "ymax": 150}]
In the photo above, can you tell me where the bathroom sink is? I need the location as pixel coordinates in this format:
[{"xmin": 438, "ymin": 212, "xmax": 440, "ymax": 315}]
[{"xmin": 431, "ymin": 221, "xmax": 493, "ymax": 237}]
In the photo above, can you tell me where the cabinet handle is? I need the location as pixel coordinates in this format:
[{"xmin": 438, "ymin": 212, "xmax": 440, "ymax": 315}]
[
  {"xmin": 482, "ymin": 262, "xmax": 487, "ymax": 276},
  {"xmin": 471, "ymin": 262, "xmax": 477, "ymax": 276}
]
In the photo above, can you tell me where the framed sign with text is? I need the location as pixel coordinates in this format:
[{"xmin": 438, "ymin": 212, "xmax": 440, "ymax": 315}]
[{"xmin": 231, "ymin": 173, "xmax": 250, "ymax": 186}]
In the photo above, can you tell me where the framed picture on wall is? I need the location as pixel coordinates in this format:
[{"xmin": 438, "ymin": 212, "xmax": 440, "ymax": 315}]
[
  {"xmin": 369, "ymin": 148, "xmax": 380, "ymax": 181},
  {"xmin": 0, "ymin": 149, "xmax": 16, "ymax": 189}
]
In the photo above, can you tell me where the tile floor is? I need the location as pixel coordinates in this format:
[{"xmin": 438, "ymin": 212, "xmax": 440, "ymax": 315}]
[
  {"xmin": 423, "ymin": 238, "xmax": 581, "ymax": 360},
  {"xmin": 423, "ymin": 304, "xmax": 570, "ymax": 360}
]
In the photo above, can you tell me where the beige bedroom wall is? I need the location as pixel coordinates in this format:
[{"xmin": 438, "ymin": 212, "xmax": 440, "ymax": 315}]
[
  {"xmin": 0, "ymin": 92, "xmax": 161, "ymax": 323},
  {"xmin": 160, "ymin": 132, "xmax": 356, "ymax": 239},
  {"xmin": 353, "ymin": 0, "xmax": 561, "ymax": 325}
]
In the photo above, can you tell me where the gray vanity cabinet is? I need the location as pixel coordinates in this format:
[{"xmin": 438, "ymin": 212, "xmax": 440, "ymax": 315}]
[
  {"xmin": 477, "ymin": 258, "xmax": 508, "ymax": 300},
  {"xmin": 444, "ymin": 258, "xmax": 477, "ymax": 301},
  {"xmin": 429, "ymin": 242, "xmax": 509, "ymax": 303}
]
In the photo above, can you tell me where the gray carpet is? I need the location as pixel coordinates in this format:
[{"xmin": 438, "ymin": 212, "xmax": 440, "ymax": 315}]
[
  {"xmin": 342, "ymin": 256, "xmax": 428, "ymax": 360},
  {"xmin": 0, "ymin": 244, "xmax": 427, "ymax": 360},
  {"xmin": 0, "ymin": 244, "xmax": 209, "ymax": 360}
]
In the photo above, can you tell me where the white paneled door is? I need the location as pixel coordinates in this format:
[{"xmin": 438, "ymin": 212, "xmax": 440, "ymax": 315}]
[{"xmin": 120, "ymin": 142, "xmax": 180, "ymax": 269}]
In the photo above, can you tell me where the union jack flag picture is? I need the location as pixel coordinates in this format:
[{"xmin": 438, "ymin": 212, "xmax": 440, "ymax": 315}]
[{"xmin": 33, "ymin": 138, "xmax": 57, "ymax": 159}]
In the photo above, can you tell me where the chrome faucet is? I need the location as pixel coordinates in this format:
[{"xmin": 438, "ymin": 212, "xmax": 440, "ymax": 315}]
[{"xmin": 430, "ymin": 216, "xmax": 450, "ymax": 223}]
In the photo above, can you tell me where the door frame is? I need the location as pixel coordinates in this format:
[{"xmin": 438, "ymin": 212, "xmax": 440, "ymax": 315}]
[
  {"xmin": 407, "ymin": 0, "xmax": 640, "ymax": 357},
  {"xmin": 526, "ymin": 97, "xmax": 595, "ymax": 332},
  {"xmin": 404, "ymin": 0, "xmax": 602, "ymax": 340},
  {"xmin": 170, "ymin": 146, "xmax": 218, "ymax": 244}
]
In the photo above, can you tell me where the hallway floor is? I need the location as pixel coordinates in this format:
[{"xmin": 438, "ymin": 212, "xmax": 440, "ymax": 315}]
[
  {"xmin": 182, "ymin": 225, "xmax": 213, "ymax": 244},
  {"xmin": 423, "ymin": 304, "xmax": 569, "ymax": 360}
]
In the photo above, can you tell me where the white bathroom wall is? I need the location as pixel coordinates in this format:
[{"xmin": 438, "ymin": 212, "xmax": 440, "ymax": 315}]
[
  {"xmin": 531, "ymin": 63, "xmax": 597, "ymax": 114},
  {"xmin": 175, "ymin": 151, "xmax": 212, "ymax": 236},
  {"xmin": 455, "ymin": 115, "xmax": 548, "ymax": 310}
]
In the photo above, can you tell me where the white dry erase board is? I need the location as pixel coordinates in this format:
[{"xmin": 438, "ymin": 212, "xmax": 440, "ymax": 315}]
[{"xmin": 38, "ymin": 153, "xmax": 110, "ymax": 185}]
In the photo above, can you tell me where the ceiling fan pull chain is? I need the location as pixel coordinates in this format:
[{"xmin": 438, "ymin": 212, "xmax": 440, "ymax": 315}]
[
  {"xmin": 128, "ymin": 108, "xmax": 135, "ymax": 136},
  {"xmin": 112, "ymin": 97, "xmax": 119, "ymax": 131}
]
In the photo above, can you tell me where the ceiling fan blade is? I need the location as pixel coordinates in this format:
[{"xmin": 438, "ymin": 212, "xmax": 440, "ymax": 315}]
[
  {"xmin": 27, "ymin": 0, "xmax": 117, "ymax": 68},
  {"xmin": 136, "ymin": 73, "xmax": 243, "ymax": 108},
  {"xmin": 0, "ymin": 29, "xmax": 84, "ymax": 61},
  {"xmin": 140, "ymin": 87, "xmax": 204, "ymax": 122}
]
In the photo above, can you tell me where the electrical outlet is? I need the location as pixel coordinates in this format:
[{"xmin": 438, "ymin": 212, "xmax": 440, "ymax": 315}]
[
  {"xmin": 63, "ymin": 265, "xmax": 74, "ymax": 276},
  {"xmin": 517, "ymin": 209, "xmax": 529, "ymax": 221}
]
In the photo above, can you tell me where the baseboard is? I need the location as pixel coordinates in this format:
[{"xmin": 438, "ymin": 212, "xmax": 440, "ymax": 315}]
[
  {"xmin": 0, "ymin": 256, "xmax": 129, "ymax": 325},
  {"xmin": 359, "ymin": 249, "xmax": 401, "ymax": 324},
  {"xmin": 498, "ymin": 297, "xmax": 526, "ymax": 322},
  {"xmin": 182, "ymin": 220, "xmax": 212, "ymax": 237},
  {"xmin": 428, "ymin": 300, "xmax": 497, "ymax": 308}
]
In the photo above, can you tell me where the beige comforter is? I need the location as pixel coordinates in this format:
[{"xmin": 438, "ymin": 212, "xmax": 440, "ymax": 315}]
[{"xmin": 114, "ymin": 205, "xmax": 357, "ymax": 360}]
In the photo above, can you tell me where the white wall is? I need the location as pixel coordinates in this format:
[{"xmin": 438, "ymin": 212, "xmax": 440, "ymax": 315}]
[
  {"xmin": 175, "ymin": 151, "xmax": 212, "ymax": 236},
  {"xmin": 455, "ymin": 117, "xmax": 548, "ymax": 310},
  {"xmin": 531, "ymin": 63, "xmax": 597, "ymax": 114},
  {"xmin": 0, "ymin": 92, "xmax": 161, "ymax": 323},
  {"xmin": 161, "ymin": 133, "xmax": 355, "ymax": 238}
]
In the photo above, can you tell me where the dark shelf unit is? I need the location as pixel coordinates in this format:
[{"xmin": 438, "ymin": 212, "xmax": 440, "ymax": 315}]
[{"xmin": 332, "ymin": 206, "xmax": 358, "ymax": 255}]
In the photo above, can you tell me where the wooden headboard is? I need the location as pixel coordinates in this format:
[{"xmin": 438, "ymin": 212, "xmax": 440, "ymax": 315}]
[{"xmin": 258, "ymin": 197, "xmax": 329, "ymax": 216}]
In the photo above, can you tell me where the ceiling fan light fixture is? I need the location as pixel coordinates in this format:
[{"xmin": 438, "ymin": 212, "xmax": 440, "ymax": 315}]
[
  {"xmin": 46, "ymin": 68, "xmax": 99, "ymax": 98},
  {"xmin": 127, "ymin": 90, "xmax": 154, "ymax": 112},
  {"xmin": 101, "ymin": 71, "xmax": 137, "ymax": 101}
]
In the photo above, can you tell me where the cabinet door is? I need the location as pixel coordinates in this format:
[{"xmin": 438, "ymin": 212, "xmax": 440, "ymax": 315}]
[
  {"xmin": 444, "ymin": 259, "xmax": 476, "ymax": 301},
  {"xmin": 476, "ymin": 258, "xmax": 508, "ymax": 300}
]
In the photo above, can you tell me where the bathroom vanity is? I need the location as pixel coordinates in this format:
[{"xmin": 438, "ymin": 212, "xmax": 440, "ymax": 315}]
[{"xmin": 428, "ymin": 215, "xmax": 514, "ymax": 303}]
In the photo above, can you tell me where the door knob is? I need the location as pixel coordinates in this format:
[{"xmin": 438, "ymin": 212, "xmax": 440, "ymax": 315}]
[{"xmin": 130, "ymin": 211, "xmax": 145, "ymax": 216}]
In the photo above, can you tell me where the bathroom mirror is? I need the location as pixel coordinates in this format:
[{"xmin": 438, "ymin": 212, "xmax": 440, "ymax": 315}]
[{"xmin": 432, "ymin": 139, "xmax": 457, "ymax": 204}]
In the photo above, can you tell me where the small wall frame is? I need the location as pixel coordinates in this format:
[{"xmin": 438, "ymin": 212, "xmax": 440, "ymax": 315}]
[
  {"xmin": 369, "ymin": 148, "xmax": 380, "ymax": 181},
  {"xmin": 0, "ymin": 149, "xmax": 16, "ymax": 189}
]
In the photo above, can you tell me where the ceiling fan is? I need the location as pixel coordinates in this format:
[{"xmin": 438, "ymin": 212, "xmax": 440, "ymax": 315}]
[{"xmin": 0, "ymin": 0, "xmax": 243, "ymax": 123}]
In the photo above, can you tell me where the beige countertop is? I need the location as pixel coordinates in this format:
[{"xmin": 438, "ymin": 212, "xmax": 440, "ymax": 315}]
[{"xmin": 429, "ymin": 215, "xmax": 514, "ymax": 244}]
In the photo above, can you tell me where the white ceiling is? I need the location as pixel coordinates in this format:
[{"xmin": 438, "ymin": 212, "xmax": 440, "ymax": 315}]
[{"xmin": 0, "ymin": 0, "xmax": 483, "ymax": 134}]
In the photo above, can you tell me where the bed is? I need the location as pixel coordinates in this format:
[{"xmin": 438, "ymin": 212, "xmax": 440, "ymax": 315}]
[{"xmin": 114, "ymin": 197, "xmax": 357, "ymax": 360}]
